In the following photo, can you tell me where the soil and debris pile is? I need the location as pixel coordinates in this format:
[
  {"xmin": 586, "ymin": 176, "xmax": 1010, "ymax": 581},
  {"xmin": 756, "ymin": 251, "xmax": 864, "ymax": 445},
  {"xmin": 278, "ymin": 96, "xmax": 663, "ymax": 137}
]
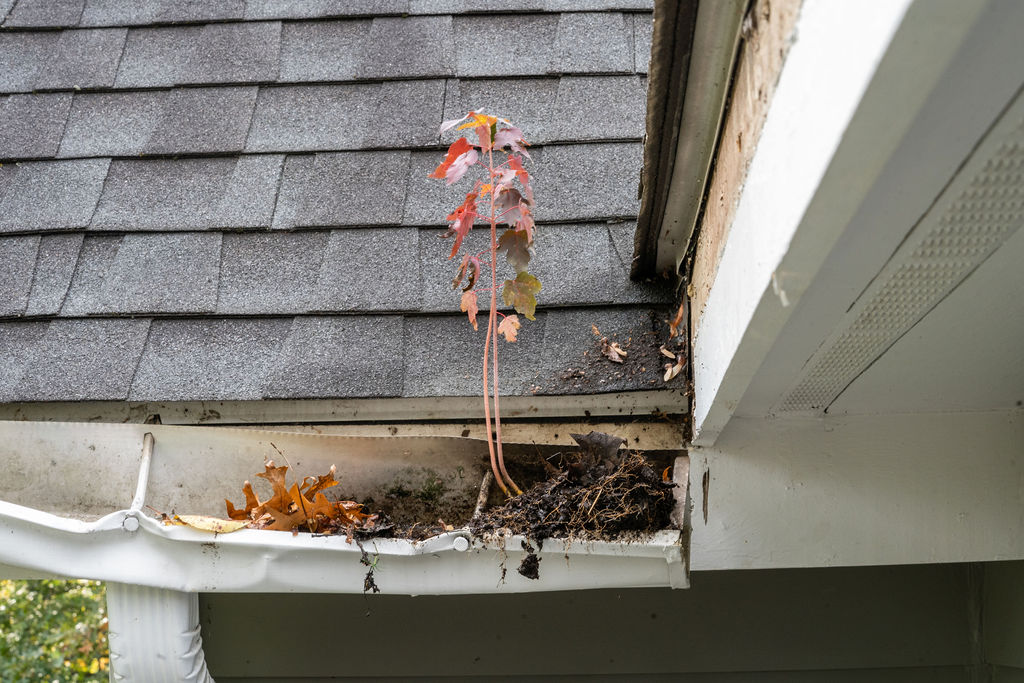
[{"xmin": 469, "ymin": 432, "xmax": 676, "ymax": 543}]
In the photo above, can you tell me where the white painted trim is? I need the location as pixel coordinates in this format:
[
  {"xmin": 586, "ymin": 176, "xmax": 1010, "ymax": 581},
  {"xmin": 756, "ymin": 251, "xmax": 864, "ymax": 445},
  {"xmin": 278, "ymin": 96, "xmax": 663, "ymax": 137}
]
[
  {"xmin": 689, "ymin": 410, "xmax": 1024, "ymax": 571},
  {"xmin": 692, "ymin": 0, "xmax": 995, "ymax": 444}
]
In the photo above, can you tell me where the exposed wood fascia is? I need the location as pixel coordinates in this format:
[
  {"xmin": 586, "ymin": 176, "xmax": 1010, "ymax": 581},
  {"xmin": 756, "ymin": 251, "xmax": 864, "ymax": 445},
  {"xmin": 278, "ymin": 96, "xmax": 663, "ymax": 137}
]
[
  {"xmin": 0, "ymin": 391, "xmax": 688, "ymax": 425},
  {"xmin": 230, "ymin": 420, "xmax": 686, "ymax": 450},
  {"xmin": 688, "ymin": 0, "xmax": 802, "ymax": 331}
]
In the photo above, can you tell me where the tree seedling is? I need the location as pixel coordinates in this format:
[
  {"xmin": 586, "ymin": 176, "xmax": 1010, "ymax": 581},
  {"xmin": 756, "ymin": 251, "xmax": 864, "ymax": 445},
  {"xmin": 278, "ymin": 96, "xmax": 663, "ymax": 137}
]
[{"xmin": 429, "ymin": 111, "xmax": 540, "ymax": 497}]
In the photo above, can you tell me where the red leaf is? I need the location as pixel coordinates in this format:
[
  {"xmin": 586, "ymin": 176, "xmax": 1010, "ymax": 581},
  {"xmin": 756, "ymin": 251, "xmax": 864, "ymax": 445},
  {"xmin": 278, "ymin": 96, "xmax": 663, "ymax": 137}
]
[
  {"xmin": 442, "ymin": 192, "xmax": 478, "ymax": 259},
  {"xmin": 497, "ymin": 228, "xmax": 533, "ymax": 273},
  {"xmin": 429, "ymin": 138, "xmax": 476, "ymax": 184},
  {"xmin": 451, "ymin": 253, "xmax": 480, "ymax": 291},
  {"xmin": 461, "ymin": 291, "xmax": 479, "ymax": 331},
  {"xmin": 495, "ymin": 126, "xmax": 530, "ymax": 158},
  {"xmin": 508, "ymin": 155, "xmax": 534, "ymax": 204}
]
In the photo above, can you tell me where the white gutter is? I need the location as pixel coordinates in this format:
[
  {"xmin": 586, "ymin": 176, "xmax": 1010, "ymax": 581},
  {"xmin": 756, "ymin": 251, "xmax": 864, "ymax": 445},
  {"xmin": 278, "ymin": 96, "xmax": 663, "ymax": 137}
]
[
  {"xmin": 0, "ymin": 420, "xmax": 688, "ymax": 592},
  {"xmin": 0, "ymin": 500, "xmax": 687, "ymax": 594},
  {"xmin": 655, "ymin": 0, "xmax": 747, "ymax": 274},
  {"xmin": 0, "ymin": 420, "xmax": 688, "ymax": 681}
]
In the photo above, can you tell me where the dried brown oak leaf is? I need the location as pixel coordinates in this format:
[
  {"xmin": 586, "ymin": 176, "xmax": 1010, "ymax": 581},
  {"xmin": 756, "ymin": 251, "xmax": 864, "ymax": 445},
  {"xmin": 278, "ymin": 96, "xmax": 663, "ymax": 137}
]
[{"xmin": 226, "ymin": 460, "xmax": 376, "ymax": 534}]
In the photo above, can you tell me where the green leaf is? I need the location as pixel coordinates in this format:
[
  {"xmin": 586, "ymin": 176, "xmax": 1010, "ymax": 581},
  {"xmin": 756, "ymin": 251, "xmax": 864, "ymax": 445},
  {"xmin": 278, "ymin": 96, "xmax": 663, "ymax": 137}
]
[
  {"xmin": 497, "ymin": 229, "xmax": 533, "ymax": 273},
  {"xmin": 502, "ymin": 272, "xmax": 542, "ymax": 320}
]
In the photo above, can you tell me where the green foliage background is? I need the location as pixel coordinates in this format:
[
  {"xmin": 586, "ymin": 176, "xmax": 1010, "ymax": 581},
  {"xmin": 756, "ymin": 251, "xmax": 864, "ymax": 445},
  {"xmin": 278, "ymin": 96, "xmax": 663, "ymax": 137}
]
[{"xmin": 0, "ymin": 580, "xmax": 109, "ymax": 681}]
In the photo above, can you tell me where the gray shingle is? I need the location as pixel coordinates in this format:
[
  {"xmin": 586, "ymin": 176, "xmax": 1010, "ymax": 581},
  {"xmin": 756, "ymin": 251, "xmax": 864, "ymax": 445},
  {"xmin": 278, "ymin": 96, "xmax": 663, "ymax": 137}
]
[
  {"xmin": 14, "ymin": 318, "xmax": 150, "ymax": 401},
  {"xmin": 418, "ymin": 223, "xmax": 663, "ymax": 312},
  {"xmin": 403, "ymin": 312, "xmax": 545, "ymax": 397},
  {"xmin": 115, "ymin": 26, "xmax": 200, "ymax": 88},
  {"xmin": 91, "ymin": 156, "xmax": 283, "ymax": 230},
  {"xmin": 279, "ymin": 20, "xmax": 369, "ymax": 82},
  {"xmin": 247, "ymin": 85, "xmax": 372, "ymax": 153},
  {"xmin": 0, "ymin": 159, "xmax": 109, "ymax": 232},
  {"xmin": 58, "ymin": 91, "xmax": 165, "ymax": 158},
  {"xmin": 3, "ymin": 0, "xmax": 83, "ymax": 27},
  {"xmin": 535, "ymin": 306, "xmax": 667, "ymax": 395},
  {"xmin": 217, "ymin": 231, "xmax": 329, "ymax": 314},
  {"xmin": 246, "ymin": 0, "xmax": 408, "ymax": 20},
  {"xmin": 58, "ymin": 234, "xmax": 119, "ymax": 316},
  {"xmin": 247, "ymin": 81, "xmax": 441, "ymax": 152},
  {"xmin": 606, "ymin": 220, "xmax": 673, "ymax": 304},
  {"xmin": 313, "ymin": 228, "xmax": 420, "ymax": 311},
  {"xmin": 547, "ymin": 0, "xmax": 653, "ymax": 8},
  {"xmin": 129, "ymin": 318, "xmax": 291, "ymax": 401},
  {"xmin": 633, "ymin": 12, "xmax": 653, "ymax": 73},
  {"xmin": 552, "ymin": 75, "xmax": 647, "ymax": 141},
  {"xmin": 533, "ymin": 143, "xmax": 641, "ymax": 221},
  {"xmin": 442, "ymin": 76, "xmax": 647, "ymax": 145},
  {"xmin": 363, "ymin": 80, "xmax": 446, "ymax": 148},
  {"xmin": 89, "ymin": 232, "xmax": 221, "ymax": 314},
  {"xmin": 25, "ymin": 233, "xmax": 84, "ymax": 315},
  {"xmin": 272, "ymin": 151, "xmax": 410, "ymax": 228},
  {"xmin": 0, "ymin": 32, "xmax": 55, "ymax": 92},
  {"xmin": 0, "ymin": 322, "xmax": 48, "ymax": 401},
  {"xmin": 145, "ymin": 86, "xmax": 258, "ymax": 155},
  {"xmin": 185, "ymin": 21, "xmax": 281, "ymax": 85},
  {"xmin": 357, "ymin": 16, "xmax": 454, "ymax": 79},
  {"xmin": 554, "ymin": 13, "xmax": 633, "ymax": 74},
  {"xmin": 0, "ymin": 94, "xmax": 73, "ymax": 158},
  {"xmin": 264, "ymin": 316, "xmax": 405, "ymax": 399},
  {"xmin": 442, "ymin": 78, "xmax": 558, "ymax": 144},
  {"xmin": 0, "ymin": 234, "xmax": 40, "ymax": 316},
  {"xmin": 454, "ymin": 15, "xmax": 556, "ymax": 78},
  {"xmin": 81, "ymin": 0, "xmax": 245, "ymax": 26},
  {"xmin": 0, "ymin": 0, "xmax": 15, "ymax": 22},
  {"xmin": 46, "ymin": 28, "xmax": 127, "ymax": 90}
]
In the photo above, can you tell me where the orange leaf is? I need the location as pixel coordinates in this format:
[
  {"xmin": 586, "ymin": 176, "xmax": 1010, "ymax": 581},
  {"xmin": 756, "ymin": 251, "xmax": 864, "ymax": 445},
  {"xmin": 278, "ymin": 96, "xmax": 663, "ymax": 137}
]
[
  {"xmin": 301, "ymin": 464, "xmax": 338, "ymax": 499},
  {"xmin": 442, "ymin": 191, "xmax": 478, "ymax": 259},
  {"xmin": 428, "ymin": 137, "xmax": 473, "ymax": 180},
  {"xmin": 456, "ymin": 112, "xmax": 497, "ymax": 131},
  {"xmin": 498, "ymin": 315, "xmax": 520, "ymax": 342},
  {"xmin": 461, "ymin": 290, "xmax": 479, "ymax": 330}
]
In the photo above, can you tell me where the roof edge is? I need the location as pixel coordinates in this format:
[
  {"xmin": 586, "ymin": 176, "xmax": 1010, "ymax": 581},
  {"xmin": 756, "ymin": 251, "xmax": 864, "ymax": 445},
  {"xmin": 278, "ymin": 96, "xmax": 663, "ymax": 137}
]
[{"xmin": 631, "ymin": 0, "xmax": 747, "ymax": 279}]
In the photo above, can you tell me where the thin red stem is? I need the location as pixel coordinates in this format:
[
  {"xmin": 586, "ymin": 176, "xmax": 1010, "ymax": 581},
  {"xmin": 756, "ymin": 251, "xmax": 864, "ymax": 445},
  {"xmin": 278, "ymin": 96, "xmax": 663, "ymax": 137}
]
[{"xmin": 486, "ymin": 143, "xmax": 521, "ymax": 496}]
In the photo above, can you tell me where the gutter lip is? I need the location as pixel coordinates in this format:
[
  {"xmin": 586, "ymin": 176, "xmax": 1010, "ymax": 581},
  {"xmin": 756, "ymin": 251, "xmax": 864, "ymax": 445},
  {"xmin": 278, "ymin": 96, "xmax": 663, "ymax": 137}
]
[{"xmin": 0, "ymin": 499, "xmax": 687, "ymax": 593}]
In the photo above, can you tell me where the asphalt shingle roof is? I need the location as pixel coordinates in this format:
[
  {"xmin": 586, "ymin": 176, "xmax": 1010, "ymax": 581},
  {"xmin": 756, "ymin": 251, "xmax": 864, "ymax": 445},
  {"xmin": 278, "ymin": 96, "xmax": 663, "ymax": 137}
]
[{"xmin": 0, "ymin": 1, "xmax": 673, "ymax": 405}]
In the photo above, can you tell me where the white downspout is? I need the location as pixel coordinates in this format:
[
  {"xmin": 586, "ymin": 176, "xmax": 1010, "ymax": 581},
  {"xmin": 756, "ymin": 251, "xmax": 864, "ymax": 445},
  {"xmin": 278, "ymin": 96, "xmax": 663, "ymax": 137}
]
[{"xmin": 107, "ymin": 583, "xmax": 214, "ymax": 683}]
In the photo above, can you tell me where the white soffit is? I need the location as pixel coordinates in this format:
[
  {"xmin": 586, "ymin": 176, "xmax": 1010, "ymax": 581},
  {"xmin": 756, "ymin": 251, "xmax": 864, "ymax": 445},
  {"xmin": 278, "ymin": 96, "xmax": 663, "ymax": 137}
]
[
  {"xmin": 692, "ymin": 0, "xmax": 1024, "ymax": 442},
  {"xmin": 780, "ymin": 89, "xmax": 1024, "ymax": 414}
]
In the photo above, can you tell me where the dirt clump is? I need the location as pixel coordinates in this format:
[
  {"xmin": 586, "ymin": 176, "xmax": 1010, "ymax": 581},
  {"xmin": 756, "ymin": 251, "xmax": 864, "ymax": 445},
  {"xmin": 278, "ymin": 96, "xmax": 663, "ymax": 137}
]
[{"xmin": 469, "ymin": 432, "xmax": 677, "ymax": 544}]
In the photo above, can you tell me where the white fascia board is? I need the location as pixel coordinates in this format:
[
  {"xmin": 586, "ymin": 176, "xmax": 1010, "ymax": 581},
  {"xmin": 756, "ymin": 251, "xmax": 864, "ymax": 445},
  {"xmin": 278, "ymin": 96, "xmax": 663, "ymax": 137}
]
[
  {"xmin": 688, "ymin": 410, "xmax": 1024, "ymax": 571},
  {"xmin": 691, "ymin": 0, "xmax": 989, "ymax": 444}
]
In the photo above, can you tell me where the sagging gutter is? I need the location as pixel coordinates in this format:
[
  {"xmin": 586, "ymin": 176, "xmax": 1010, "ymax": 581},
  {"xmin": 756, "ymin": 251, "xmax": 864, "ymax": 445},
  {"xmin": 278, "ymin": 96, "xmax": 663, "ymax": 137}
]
[{"xmin": 0, "ymin": 420, "xmax": 688, "ymax": 680}]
